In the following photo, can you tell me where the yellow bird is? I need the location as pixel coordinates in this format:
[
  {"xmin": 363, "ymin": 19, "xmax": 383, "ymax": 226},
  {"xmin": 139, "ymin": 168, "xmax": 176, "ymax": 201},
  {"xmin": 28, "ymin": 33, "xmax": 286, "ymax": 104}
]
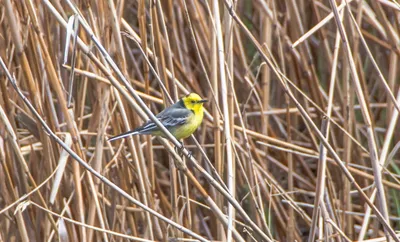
[{"xmin": 108, "ymin": 93, "xmax": 207, "ymax": 141}]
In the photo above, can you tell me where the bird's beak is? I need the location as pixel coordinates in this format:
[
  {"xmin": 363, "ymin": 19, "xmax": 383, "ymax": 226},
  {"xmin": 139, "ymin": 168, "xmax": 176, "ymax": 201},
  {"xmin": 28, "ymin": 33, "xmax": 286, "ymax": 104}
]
[{"xmin": 198, "ymin": 99, "xmax": 208, "ymax": 103}]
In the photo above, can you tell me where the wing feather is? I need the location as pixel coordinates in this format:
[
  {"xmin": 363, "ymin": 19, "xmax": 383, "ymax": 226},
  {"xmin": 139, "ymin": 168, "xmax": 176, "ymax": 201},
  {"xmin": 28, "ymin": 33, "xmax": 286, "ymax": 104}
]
[
  {"xmin": 135, "ymin": 107, "xmax": 192, "ymax": 134},
  {"xmin": 109, "ymin": 104, "xmax": 192, "ymax": 141}
]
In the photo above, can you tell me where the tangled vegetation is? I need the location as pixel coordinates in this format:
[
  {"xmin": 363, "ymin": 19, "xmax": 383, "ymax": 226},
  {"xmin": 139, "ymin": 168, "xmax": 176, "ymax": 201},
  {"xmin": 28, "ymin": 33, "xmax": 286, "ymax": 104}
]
[{"xmin": 0, "ymin": 0, "xmax": 400, "ymax": 241}]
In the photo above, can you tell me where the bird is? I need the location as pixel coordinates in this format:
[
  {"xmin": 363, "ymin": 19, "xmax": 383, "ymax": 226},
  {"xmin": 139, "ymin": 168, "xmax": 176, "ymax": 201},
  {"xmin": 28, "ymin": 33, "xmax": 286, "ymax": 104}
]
[{"xmin": 108, "ymin": 93, "xmax": 208, "ymax": 142}]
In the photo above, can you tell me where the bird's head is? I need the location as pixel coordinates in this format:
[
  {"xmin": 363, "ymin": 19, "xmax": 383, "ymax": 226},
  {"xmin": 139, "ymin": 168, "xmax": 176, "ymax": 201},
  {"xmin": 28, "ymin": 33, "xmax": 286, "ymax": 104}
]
[{"xmin": 181, "ymin": 93, "xmax": 208, "ymax": 113}]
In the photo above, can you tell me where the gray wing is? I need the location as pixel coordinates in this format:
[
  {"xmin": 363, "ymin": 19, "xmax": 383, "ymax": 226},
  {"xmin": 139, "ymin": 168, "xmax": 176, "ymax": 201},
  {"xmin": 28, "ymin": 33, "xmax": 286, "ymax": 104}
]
[{"xmin": 135, "ymin": 106, "xmax": 192, "ymax": 134}]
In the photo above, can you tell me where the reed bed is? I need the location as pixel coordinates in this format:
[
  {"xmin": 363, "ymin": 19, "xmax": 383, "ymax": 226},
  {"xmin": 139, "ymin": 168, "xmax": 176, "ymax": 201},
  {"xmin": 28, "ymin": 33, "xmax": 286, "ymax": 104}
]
[{"xmin": 0, "ymin": 0, "xmax": 400, "ymax": 241}]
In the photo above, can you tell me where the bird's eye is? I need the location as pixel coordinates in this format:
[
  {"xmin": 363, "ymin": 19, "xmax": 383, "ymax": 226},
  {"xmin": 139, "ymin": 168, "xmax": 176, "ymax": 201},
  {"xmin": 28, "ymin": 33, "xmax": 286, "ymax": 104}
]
[{"xmin": 191, "ymin": 100, "xmax": 195, "ymax": 104}]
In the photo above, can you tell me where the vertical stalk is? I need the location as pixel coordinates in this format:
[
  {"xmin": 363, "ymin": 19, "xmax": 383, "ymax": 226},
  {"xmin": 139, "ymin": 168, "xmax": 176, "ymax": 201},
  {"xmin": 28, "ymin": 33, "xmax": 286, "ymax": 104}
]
[{"xmin": 213, "ymin": 1, "xmax": 235, "ymax": 240}]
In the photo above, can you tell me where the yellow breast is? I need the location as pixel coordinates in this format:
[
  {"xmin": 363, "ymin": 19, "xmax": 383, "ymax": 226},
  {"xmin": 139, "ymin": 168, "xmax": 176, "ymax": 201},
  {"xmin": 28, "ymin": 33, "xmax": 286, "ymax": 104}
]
[{"xmin": 173, "ymin": 110, "xmax": 204, "ymax": 140}]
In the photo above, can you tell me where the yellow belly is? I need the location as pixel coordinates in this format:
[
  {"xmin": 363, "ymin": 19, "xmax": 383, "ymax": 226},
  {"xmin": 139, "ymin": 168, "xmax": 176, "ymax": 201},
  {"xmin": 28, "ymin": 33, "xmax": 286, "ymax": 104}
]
[{"xmin": 171, "ymin": 112, "xmax": 204, "ymax": 140}]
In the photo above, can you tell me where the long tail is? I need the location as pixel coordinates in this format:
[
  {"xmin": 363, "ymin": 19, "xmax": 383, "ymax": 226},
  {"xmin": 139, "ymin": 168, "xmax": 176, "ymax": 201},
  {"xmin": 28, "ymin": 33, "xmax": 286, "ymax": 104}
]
[
  {"xmin": 108, "ymin": 120, "xmax": 158, "ymax": 142},
  {"xmin": 108, "ymin": 130, "xmax": 139, "ymax": 142}
]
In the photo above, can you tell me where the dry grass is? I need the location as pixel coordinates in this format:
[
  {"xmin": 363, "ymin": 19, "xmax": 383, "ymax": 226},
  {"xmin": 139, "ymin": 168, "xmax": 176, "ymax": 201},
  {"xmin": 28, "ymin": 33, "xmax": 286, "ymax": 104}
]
[{"xmin": 0, "ymin": 0, "xmax": 400, "ymax": 241}]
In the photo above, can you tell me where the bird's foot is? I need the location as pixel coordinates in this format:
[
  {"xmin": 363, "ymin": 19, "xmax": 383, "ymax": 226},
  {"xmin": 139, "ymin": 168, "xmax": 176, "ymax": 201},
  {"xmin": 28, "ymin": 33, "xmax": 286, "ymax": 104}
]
[
  {"xmin": 175, "ymin": 142, "xmax": 192, "ymax": 159},
  {"xmin": 186, "ymin": 150, "xmax": 193, "ymax": 160}
]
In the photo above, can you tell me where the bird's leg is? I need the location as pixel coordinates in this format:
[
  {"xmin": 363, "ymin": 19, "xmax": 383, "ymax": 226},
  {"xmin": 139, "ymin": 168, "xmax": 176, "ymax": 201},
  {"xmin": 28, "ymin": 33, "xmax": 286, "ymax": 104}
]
[
  {"xmin": 174, "ymin": 141, "xmax": 192, "ymax": 159},
  {"xmin": 182, "ymin": 146, "xmax": 193, "ymax": 160}
]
